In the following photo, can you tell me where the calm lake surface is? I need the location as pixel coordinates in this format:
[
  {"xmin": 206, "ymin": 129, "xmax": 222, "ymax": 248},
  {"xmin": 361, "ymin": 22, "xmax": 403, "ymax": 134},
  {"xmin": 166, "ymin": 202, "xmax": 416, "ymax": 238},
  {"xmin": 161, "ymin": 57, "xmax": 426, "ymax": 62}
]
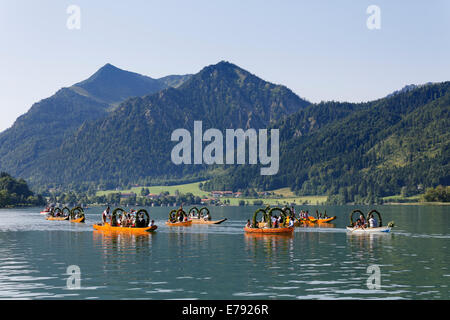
[{"xmin": 0, "ymin": 205, "xmax": 448, "ymax": 300}]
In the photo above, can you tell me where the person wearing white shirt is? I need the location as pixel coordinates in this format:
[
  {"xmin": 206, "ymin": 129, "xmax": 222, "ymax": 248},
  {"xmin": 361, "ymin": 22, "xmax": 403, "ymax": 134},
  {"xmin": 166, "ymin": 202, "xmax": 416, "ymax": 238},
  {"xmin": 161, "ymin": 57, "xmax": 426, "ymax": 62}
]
[{"xmin": 369, "ymin": 216, "xmax": 377, "ymax": 228}]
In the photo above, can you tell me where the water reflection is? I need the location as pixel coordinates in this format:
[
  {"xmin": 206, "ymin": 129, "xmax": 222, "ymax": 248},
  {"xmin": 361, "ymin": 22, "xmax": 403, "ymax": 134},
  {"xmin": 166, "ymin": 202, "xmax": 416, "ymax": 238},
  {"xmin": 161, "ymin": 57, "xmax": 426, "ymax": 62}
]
[
  {"xmin": 93, "ymin": 231, "xmax": 153, "ymax": 256},
  {"xmin": 298, "ymin": 223, "xmax": 336, "ymax": 229},
  {"xmin": 346, "ymin": 232, "xmax": 392, "ymax": 252},
  {"xmin": 244, "ymin": 233, "xmax": 294, "ymax": 258}
]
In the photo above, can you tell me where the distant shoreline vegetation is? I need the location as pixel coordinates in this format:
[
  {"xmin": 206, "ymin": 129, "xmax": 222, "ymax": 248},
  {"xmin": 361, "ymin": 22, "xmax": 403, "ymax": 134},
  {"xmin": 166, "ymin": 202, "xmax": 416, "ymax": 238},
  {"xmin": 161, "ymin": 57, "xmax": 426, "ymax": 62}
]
[
  {"xmin": 37, "ymin": 180, "xmax": 449, "ymax": 207},
  {"xmin": 0, "ymin": 172, "xmax": 45, "ymax": 208},
  {"xmin": 421, "ymin": 185, "xmax": 450, "ymax": 203}
]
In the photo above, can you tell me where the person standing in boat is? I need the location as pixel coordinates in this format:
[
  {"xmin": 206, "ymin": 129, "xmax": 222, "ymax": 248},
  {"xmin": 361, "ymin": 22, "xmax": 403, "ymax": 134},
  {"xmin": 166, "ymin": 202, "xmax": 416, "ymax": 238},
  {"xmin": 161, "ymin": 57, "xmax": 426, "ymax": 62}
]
[
  {"xmin": 291, "ymin": 206, "xmax": 296, "ymax": 218},
  {"xmin": 102, "ymin": 207, "xmax": 110, "ymax": 225}
]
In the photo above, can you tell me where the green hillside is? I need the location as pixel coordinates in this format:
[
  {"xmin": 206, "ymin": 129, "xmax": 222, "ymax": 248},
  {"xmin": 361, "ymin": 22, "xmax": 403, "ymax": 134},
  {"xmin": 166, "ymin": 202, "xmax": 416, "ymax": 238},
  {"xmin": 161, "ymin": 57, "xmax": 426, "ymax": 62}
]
[
  {"xmin": 27, "ymin": 61, "xmax": 310, "ymax": 189},
  {"xmin": 204, "ymin": 82, "xmax": 450, "ymax": 203},
  {"xmin": 0, "ymin": 64, "xmax": 190, "ymax": 184}
]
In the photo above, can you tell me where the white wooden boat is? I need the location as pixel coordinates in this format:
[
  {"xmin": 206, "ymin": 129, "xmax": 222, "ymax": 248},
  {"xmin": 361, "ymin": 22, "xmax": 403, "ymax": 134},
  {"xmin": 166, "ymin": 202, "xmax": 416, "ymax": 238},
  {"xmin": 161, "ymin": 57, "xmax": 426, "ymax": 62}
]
[
  {"xmin": 189, "ymin": 217, "xmax": 227, "ymax": 225},
  {"xmin": 346, "ymin": 226, "xmax": 391, "ymax": 233}
]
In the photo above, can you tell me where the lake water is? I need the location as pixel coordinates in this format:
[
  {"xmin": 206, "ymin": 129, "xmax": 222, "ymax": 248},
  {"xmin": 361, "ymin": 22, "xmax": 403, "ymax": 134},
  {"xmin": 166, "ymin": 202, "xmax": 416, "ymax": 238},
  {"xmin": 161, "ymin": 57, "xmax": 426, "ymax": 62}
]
[{"xmin": 0, "ymin": 205, "xmax": 448, "ymax": 300}]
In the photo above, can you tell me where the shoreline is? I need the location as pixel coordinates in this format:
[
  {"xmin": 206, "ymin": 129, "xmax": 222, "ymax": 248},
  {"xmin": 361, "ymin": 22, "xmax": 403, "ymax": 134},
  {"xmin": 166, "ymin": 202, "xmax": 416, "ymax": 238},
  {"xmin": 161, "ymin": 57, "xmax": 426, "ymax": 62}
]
[
  {"xmin": 4, "ymin": 203, "xmax": 449, "ymax": 210},
  {"xmin": 381, "ymin": 202, "xmax": 450, "ymax": 206}
]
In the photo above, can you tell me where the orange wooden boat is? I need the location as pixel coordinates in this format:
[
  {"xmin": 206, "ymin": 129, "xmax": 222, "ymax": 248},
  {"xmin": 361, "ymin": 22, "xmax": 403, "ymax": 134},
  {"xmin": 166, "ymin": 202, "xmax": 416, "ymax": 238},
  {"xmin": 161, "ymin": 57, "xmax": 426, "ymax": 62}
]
[
  {"xmin": 46, "ymin": 216, "xmax": 69, "ymax": 221},
  {"xmin": 244, "ymin": 232, "xmax": 294, "ymax": 239},
  {"xmin": 70, "ymin": 216, "xmax": 85, "ymax": 223},
  {"xmin": 93, "ymin": 223, "xmax": 157, "ymax": 233},
  {"xmin": 165, "ymin": 220, "xmax": 192, "ymax": 227},
  {"xmin": 244, "ymin": 226, "xmax": 294, "ymax": 234},
  {"xmin": 308, "ymin": 216, "xmax": 336, "ymax": 223},
  {"xmin": 293, "ymin": 218, "xmax": 316, "ymax": 227}
]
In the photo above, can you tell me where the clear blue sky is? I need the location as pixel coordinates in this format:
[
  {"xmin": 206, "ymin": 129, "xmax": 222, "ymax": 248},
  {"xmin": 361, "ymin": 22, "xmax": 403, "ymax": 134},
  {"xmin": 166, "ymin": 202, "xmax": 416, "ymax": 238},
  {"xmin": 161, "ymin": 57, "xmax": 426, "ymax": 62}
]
[{"xmin": 0, "ymin": 0, "xmax": 449, "ymax": 132}]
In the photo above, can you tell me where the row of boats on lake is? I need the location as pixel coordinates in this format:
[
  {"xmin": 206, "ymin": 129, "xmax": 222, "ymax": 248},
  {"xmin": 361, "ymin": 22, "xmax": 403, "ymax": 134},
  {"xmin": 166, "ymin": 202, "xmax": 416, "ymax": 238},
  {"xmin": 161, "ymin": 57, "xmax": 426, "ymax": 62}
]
[{"xmin": 41, "ymin": 206, "xmax": 394, "ymax": 235}]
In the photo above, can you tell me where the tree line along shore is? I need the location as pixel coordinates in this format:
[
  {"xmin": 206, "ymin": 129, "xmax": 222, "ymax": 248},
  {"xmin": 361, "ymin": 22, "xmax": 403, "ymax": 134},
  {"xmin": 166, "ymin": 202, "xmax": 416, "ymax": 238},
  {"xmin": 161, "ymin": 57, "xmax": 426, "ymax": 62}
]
[{"xmin": 1, "ymin": 173, "xmax": 448, "ymax": 209}]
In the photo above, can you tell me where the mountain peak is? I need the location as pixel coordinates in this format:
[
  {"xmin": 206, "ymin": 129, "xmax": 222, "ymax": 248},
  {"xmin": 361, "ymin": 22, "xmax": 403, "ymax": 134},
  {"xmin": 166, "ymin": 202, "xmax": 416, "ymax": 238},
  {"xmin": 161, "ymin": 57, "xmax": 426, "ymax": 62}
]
[
  {"xmin": 201, "ymin": 60, "xmax": 246, "ymax": 73},
  {"xmin": 97, "ymin": 63, "xmax": 122, "ymax": 73},
  {"xmin": 85, "ymin": 63, "xmax": 132, "ymax": 82}
]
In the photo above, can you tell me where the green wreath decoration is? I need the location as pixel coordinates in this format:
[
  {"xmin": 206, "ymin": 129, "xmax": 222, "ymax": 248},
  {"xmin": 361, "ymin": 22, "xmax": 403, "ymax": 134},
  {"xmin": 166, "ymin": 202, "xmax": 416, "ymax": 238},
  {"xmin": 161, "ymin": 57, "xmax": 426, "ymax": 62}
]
[
  {"xmin": 252, "ymin": 208, "xmax": 270, "ymax": 228},
  {"xmin": 70, "ymin": 206, "xmax": 85, "ymax": 220},
  {"xmin": 268, "ymin": 207, "xmax": 286, "ymax": 226},
  {"xmin": 53, "ymin": 207, "xmax": 62, "ymax": 217},
  {"xmin": 349, "ymin": 209, "xmax": 365, "ymax": 227},
  {"xmin": 366, "ymin": 209, "xmax": 383, "ymax": 227},
  {"xmin": 135, "ymin": 209, "xmax": 150, "ymax": 227},
  {"xmin": 62, "ymin": 206, "xmax": 71, "ymax": 217},
  {"xmin": 283, "ymin": 207, "xmax": 293, "ymax": 218},
  {"xmin": 112, "ymin": 208, "xmax": 126, "ymax": 226},
  {"xmin": 169, "ymin": 208, "xmax": 187, "ymax": 222},
  {"xmin": 188, "ymin": 207, "xmax": 200, "ymax": 217},
  {"xmin": 169, "ymin": 209, "xmax": 178, "ymax": 222},
  {"xmin": 199, "ymin": 207, "xmax": 210, "ymax": 220},
  {"xmin": 177, "ymin": 208, "xmax": 187, "ymax": 220}
]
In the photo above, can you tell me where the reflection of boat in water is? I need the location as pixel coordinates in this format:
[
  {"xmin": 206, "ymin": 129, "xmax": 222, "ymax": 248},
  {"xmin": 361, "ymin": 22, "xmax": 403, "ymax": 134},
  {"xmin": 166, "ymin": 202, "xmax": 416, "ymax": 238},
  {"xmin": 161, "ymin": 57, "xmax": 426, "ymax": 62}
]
[
  {"xmin": 244, "ymin": 226, "xmax": 294, "ymax": 234},
  {"xmin": 346, "ymin": 226, "xmax": 391, "ymax": 233},
  {"xmin": 93, "ymin": 222, "xmax": 157, "ymax": 234}
]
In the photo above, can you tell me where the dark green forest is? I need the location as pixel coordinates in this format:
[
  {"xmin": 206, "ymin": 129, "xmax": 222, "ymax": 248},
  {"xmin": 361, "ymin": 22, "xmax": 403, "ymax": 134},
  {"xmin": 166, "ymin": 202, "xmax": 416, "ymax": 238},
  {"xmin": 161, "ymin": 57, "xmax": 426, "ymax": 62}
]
[
  {"xmin": 203, "ymin": 82, "xmax": 450, "ymax": 203},
  {"xmin": 0, "ymin": 172, "xmax": 45, "ymax": 208}
]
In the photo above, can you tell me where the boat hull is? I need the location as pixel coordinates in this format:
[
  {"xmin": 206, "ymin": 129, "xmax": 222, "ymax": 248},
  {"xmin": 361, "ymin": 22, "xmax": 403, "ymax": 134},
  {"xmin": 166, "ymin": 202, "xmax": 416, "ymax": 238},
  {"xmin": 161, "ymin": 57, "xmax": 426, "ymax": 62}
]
[
  {"xmin": 346, "ymin": 226, "xmax": 391, "ymax": 233},
  {"xmin": 244, "ymin": 226, "xmax": 294, "ymax": 234},
  {"xmin": 294, "ymin": 219, "xmax": 316, "ymax": 227},
  {"xmin": 311, "ymin": 216, "xmax": 337, "ymax": 223},
  {"xmin": 165, "ymin": 220, "xmax": 193, "ymax": 227},
  {"xmin": 70, "ymin": 217, "xmax": 85, "ymax": 223},
  {"xmin": 93, "ymin": 223, "xmax": 157, "ymax": 233},
  {"xmin": 46, "ymin": 216, "xmax": 69, "ymax": 221},
  {"xmin": 190, "ymin": 218, "xmax": 227, "ymax": 225}
]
